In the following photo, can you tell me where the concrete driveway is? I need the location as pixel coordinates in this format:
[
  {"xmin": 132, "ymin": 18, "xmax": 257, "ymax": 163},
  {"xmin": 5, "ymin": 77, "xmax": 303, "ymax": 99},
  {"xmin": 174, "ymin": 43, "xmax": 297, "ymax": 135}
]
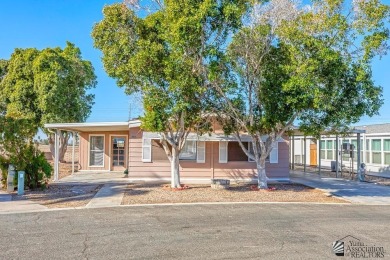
[{"xmin": 291, "ymin": 170, "xmax": 390, "ymax": 205}]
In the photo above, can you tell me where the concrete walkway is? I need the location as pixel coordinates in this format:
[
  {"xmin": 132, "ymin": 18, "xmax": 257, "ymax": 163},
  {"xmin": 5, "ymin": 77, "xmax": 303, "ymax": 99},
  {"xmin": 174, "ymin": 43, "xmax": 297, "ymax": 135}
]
[
  {"xmin": 86, "ymin": 183, "xmax": 127, "ymax": 208},
  {"xmin": 291, "ymin": 170, "xmax": 390, "ymax": 205},
  {"xmin": 59, "ymin": 172, "xmax": 128, "ymax": 185},
  {"xmin": 0, "ymin": 190, "xmax": 12, "ymax": 202}
]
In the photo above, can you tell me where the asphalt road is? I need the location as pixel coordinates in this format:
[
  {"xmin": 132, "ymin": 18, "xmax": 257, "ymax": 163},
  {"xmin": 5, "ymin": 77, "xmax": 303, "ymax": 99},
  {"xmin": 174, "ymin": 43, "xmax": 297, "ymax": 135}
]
[{"xmin": 0, "ymin": 204, "xmax": 389, "ymax": 260}]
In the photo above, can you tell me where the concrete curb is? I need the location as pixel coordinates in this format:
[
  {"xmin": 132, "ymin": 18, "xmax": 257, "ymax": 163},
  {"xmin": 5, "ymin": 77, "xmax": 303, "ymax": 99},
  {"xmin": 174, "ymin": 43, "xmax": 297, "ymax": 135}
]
[{"xmin": 2, "ymin": 200, "xmax": 380, "ymax": 215}]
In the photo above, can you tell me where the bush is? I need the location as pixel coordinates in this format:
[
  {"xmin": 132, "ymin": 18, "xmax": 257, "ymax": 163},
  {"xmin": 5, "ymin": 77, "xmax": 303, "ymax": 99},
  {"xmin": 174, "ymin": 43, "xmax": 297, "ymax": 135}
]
[
  {"xmin": 23, "ymin": 146, "xmax": 52, "ymax": 189},
  {"xmin": 0, "ymin": 155, "xmax": 8, "ymax": 188}
]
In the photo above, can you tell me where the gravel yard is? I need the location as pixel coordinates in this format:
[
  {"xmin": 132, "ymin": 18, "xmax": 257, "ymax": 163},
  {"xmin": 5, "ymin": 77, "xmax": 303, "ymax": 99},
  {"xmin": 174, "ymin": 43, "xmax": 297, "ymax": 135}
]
[
  {"xmin": 122, "ymin": 183, "xmax": 347, "ymax": 205},
  {"xmin": 12, "ymin": 184, "xmax": 102, "ymax": 208}
]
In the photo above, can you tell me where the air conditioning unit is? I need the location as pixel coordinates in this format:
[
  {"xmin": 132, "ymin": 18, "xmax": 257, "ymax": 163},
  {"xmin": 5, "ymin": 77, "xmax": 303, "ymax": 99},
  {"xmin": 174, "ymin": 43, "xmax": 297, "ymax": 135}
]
[{"xmin": 331, "ymin": 161, "xmax": 341, "ymax": 172}]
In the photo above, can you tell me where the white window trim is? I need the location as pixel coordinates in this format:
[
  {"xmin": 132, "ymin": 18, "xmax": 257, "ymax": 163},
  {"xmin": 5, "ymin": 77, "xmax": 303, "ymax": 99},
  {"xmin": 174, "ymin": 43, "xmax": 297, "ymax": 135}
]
[
  {"xmin": 219, "ymin": 141, "xmax": 228, "ymax": 163},
  {"xmin": 269, "ymin": 142, "xmax": 278, "ymax": 164},
  {"xmin": 371, "ymin": 138, "xmax": 383, "ymax": 165},
  {"xmin": 384, "ymin": 139, "xmax": 390, "ymax": 165},
  {"xmin": 196, "ymin": 141, "xmax": 205, "ymax": 163},
  {"xmin": 88, "ymin": 134, "xmax": 105, "ymax": 167},
  {"xmin": 142, "ymin": 137, "xmax": 152, "ymax": 162}
]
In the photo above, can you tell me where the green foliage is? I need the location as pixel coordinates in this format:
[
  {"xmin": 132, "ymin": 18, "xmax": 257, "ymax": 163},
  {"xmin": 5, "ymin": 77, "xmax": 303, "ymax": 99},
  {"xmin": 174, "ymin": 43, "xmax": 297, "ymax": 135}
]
[
  {"xmin": 23, "ymin": 146, "xmax": 52, "ymax": 189},
  {"xmin": 0, "ymin": 42, "xmax": 96, "ymax": 130},
  {"xmin": 92, "ymin": 1, "xmax": 249, "ymax": 187},
  {"xmin": 222, "ymin": 0, "xmax": 389, "ymax": 139},
  {"xmin": 0, "ymin": 145, "xmax": 51, "ymax": 190},
  {"xmin": 0, "ymin": 42, "xmax": 96, "ymax": 165},
  {"xmin": 0, "ymin": 155, "xmax": 8, "ymax": 187},
  {"xmin": 92, "ymin": 1, "xmax": 248, "ymax": 136}
]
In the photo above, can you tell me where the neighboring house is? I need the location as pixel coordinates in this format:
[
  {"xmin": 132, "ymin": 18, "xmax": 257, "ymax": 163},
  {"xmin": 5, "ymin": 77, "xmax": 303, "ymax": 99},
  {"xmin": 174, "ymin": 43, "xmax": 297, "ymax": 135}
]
[
  {"xmin": 45, "ymin": 119, "xmax": 290, "ymax": 183},
  {"xmin": 292, "ymin": 123, "xmax": 390, "ymax": 175}
]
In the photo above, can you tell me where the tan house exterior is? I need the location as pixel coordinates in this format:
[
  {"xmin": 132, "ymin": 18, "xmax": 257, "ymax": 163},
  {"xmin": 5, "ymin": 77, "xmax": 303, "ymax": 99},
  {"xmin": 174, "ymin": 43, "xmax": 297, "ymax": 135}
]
[{"xmin": 45, "ymin": 120, "xmax": 290, "ymax": 183}]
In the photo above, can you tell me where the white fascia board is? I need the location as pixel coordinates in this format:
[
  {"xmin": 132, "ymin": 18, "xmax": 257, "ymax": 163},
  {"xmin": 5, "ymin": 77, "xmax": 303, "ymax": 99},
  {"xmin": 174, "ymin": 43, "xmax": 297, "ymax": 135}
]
[
  {"xmin": 128, "ymin": 119, "xmax": 142, "ymax": 128},
  {"xmin": 142, "ymin": 132, "xmax": 284, "ymax": 142}
]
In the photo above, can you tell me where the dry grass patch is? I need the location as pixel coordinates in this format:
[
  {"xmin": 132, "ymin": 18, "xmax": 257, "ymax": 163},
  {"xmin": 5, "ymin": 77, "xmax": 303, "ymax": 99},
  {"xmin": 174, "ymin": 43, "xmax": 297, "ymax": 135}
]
[
  {"xmin": 122, "ymin": 183, "xmax": 347, "ymax": 205},
  {"xmin": 12, "ymin": 184, "xmax": 102, "ymax": 208}
]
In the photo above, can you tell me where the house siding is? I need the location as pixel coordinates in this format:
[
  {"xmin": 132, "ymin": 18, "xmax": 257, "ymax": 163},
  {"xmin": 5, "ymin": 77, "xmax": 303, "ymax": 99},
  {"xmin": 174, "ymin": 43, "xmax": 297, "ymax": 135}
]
[{"xmin": 128, "ymin": 127, "xmax": 290, "ymax": 180}]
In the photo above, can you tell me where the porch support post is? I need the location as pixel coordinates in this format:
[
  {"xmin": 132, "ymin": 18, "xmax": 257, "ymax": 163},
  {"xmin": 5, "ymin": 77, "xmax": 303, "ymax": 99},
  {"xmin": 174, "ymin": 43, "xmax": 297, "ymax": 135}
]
[
  {"xmin": 72, "ymin": 131, "xmax": 75, "ymax": 175},
  {"xmin": 357, "ymin": 133, "xmax": 363, "ymax": 181},
  {"xmin": 54, "ymin": 129, "xmax": 60, "ymax": 182},
  {"xmin": 318, "ymin": 136, "xmax": 321, "ymax": 176},
  {"xmin": 303, "ymin": 136, "xmax": 307, "ymax": 173},
  {"xmin": 292, "ymin": 135, "xmax": 295, "ymax": 170},
  {"xmin": 336, "ymin": 135, "xmax": 339, "ymax": 178}
]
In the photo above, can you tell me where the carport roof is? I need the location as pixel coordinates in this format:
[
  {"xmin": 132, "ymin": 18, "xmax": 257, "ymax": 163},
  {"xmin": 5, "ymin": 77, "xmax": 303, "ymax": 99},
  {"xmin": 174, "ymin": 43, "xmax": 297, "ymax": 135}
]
[{"xmin": 45, "ymin": 120, "xmax": 141, "ymax": 132}]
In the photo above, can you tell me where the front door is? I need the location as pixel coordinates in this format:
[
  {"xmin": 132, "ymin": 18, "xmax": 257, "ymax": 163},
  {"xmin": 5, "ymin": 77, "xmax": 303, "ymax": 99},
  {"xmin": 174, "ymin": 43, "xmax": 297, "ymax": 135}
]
[
  {"xmin": 111, "ymin": 136, "xmax": 127, "ymax": 171},
  {"xmin": 310, "ymin": 143, "xmax": 317, "ymax": 166}
]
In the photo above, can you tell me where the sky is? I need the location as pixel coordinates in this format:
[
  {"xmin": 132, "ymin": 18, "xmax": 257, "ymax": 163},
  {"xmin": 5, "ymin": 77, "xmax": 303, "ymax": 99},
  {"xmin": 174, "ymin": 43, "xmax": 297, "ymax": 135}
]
[{"xmin": 0, "ymin": 0, "xmax": 389, "ymax": 126}]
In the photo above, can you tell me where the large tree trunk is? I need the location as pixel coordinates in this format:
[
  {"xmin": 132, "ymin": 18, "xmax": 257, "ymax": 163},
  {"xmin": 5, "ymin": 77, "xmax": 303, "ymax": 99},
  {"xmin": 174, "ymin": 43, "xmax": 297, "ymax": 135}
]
[
  {"xmin": 170, "ymin": 147, "xmax": 181, "ymax": 188},
  {"xmin": 256, "ymin": 158, "xmax": 268, "ymax": 189},
  {"xmin": 48, "ymin": 132, "xmax": 70, "ymax": 162}
]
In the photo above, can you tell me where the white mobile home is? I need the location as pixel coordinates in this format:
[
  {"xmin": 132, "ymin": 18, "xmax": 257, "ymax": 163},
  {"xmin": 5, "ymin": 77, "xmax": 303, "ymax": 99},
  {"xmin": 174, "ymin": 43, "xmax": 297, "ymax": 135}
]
[{"xmin": 292, "ymin": 123, "xmax": 390, "ymax": 176}]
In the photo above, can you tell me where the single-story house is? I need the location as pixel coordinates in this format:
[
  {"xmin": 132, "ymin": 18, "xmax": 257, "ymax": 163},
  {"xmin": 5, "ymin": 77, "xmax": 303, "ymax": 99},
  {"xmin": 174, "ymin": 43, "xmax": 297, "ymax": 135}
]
[{"xmin": 45, "ymin": 119, "xmax": 290, "ymax": 183}]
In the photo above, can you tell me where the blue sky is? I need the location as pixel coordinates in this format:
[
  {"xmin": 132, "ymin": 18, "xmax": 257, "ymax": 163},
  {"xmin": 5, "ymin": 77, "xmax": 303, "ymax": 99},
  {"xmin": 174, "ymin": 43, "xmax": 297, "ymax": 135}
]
[{"xmin": 0, "ymin": 0, "xmax": 389, "ymax": 126}]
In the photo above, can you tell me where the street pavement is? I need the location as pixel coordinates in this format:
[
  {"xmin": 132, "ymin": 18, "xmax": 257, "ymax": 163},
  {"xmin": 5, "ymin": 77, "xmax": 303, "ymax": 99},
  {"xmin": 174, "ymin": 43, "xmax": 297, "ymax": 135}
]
[{"xmin": 0, "ymin": 204, "xmax": 389, "ymax": 260}]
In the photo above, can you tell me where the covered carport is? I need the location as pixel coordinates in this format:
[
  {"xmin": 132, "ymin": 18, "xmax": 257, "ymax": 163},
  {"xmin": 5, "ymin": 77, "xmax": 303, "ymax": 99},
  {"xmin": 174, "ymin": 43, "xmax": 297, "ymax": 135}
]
[
  {"xmin": 44, "ymin": 122, "xmax": 132, "ymax": 181},
  {"xmin": 290, "ymin": 128, "xmax": 366, "ymax": 181}
]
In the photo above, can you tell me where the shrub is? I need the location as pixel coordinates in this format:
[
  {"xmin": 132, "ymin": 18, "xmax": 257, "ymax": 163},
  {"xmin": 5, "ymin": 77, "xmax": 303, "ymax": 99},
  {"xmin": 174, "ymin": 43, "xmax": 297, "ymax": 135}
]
[
  {"xmin": 23, "ymin": 146, "xmax": 52, "ymax": 189},
  {"xmin": 0, "ymin": 155, "xmax": 8, "ymax": 188}
]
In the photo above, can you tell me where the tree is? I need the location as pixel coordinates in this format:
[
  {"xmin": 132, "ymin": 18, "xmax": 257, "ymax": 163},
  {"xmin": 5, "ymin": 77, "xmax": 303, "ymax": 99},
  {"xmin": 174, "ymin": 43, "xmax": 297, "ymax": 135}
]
[
  {"xmin": 92, "ymin": 1, "xmax": 247, "ymax": 188},
  {"xmin": 214, "ymin": 0, "xmax": 389, "ymax": 188},
  {"xmin": 0, "ymin": 42, "xmax": 97, "ymax": 161}
]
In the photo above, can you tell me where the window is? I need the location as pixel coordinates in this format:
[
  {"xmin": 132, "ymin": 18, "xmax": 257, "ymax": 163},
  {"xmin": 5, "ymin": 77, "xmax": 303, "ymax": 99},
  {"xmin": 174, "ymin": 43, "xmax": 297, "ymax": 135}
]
[
  {"xmin": 326, "ymin": 140, "xmax": 333, "ymax": 160},
  {"xmin": 228, "ymin": 142, "xmax": 249, "ymax": 162},
  {"xmin": 371, "ymin": 139, "xmax": 382, "ymax": 164},
  {"xmin": 89, "ymin": 136, "xmax": 104, "ymax": 166},
  {"xmin": 320, "ymin": 140, "xmax": 326, "ymax": 159},
  {"xmin": 366, "ymin": 139, "xmax": 370, "ymax": 164},
  {"xmin": 320, "ymin": 140, "xmax": 333, "ymax": 160},
  {"xmin": 179, "ymin": 140, "xmax": 197, "ymax": 160},
  {"xmin": 384, "ymin": 139, "xmax": 390, "ymax": 165},
  {"xmin": 142, "ymin": 138, "xmax": 152, "ymax": 162},
  {"xmin": 341, "ymin": 140, "xmax": 351, "ymax": 161},
  {"xmin": 351, "ymin": 139, "xmax": 363, "ymax": 160}
]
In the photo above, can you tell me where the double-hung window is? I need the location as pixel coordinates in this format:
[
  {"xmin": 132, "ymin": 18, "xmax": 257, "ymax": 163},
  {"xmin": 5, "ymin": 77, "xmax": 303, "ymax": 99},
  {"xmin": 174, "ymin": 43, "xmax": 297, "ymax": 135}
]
[
  {"xmin": 371, "ymin": 139, "xmax": 382, "ymax": 164},
  {"xmin": 179, "ymin": 140, "xmax": 197, "ymax": 160},
  {"xmin": 384, "ymin": 139, "xmax": 390, "ymax": 165}
]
